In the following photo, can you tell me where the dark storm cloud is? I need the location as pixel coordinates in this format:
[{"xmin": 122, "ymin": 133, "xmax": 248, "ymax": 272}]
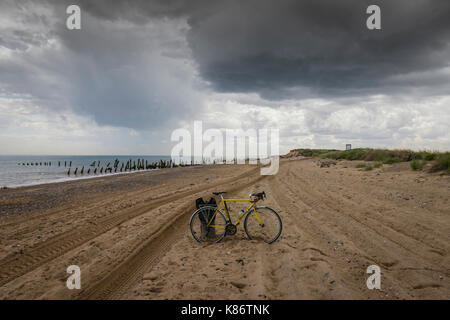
[
  {"xmin": 187, "ymin": 0, "xmax": 450, "ymax": 98},
  {"xmin": 63, "ymin": 0, "xmax": 450, "ymax": 99},
  {"xmin": 0, "ymin": 0, "xmax": 203, "ymax": 130},
  {"xmin": 53, "ymin": 13, "xmax": 202, "ymax": 129},
  {"xmin": 2, "ymin": 0, "xmax": 450, "ymax": 137}
]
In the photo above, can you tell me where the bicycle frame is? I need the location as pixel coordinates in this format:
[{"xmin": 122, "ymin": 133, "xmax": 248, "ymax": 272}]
[{"xmin": 206, "ymin": 197, "xmax": 263, "ymax": 229}]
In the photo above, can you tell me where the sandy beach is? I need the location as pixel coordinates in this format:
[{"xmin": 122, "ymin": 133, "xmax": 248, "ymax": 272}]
[{"xmin": 0, "ymin": 158, "xmax": 449, "ymax": 300}]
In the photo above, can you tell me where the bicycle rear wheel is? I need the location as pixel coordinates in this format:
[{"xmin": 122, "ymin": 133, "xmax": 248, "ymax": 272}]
[
  {"xmin": 190, "ymin": 206, "xmax": 227, "ymax": 243},
  {"xmin": 244, "ymin": 206, "xmax": 282, "ymax": 244}
]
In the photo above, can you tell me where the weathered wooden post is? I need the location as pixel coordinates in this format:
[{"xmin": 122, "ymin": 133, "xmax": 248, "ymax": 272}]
[{"xmin": 74, "ymin": 167, "xmax": 78, "ymax": 175}]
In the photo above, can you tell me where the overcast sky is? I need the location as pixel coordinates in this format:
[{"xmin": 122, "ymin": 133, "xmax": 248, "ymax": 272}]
[{"xmin": 1, "ymin": 0, "xmax": 449, "ymax": 155}]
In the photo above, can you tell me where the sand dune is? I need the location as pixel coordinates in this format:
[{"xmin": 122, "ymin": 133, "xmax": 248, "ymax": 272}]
[{"xmin": 0, "ymin": 159, "xmax": 448, "ymax": 299}]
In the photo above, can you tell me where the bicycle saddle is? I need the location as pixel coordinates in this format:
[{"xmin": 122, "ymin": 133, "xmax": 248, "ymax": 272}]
[{"xmin": 212, "ymin": 192, "xmax": 227, "ymax": 195}]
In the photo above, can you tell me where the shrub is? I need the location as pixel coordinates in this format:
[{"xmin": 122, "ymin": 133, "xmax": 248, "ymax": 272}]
[
  {"xmin": 414, "ymin": 151, "xmax": 438, "ymax": 161},
  {"xmin": 430, "ymin": 153, "xmax": 450, "ymax": 173},
  {"xmin": 410, "ymin": 159, "xmax": 425, "ymax": 171},
  {"xmin": 297, "ymin": 148, "xmax": 446, "ymax": 171},
  {"xmin": 364, "ymin": 149, "xmax": 413, "ymax": 162},
  {"xmin": 300, "ymin": 149, "xmax": 313, "ymax": 157},
  {"xmin": 364, "ymin": 165, "xmax": 373, "ymax": 171},
  {"xmin": 384, "ymin": 157, "xmax": 403, "ymax": 164},
  {"xmin": 290, "ymin": 148, "xmax": 339, "ymax": 158},
  {"xmin": 320, "ymin": 148, "xmax": 369, "ymax": 161},
  {"xmin": 424, "ymin": 153, "xmax": 437, "ymax": 161},
  {"xmin": 356, "ymin": 164, "xmax": 366, "ymax": 168}
]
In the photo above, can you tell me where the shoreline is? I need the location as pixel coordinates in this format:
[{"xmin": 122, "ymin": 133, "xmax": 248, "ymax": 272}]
[
  {"xmin": 0, "ymin": 154, "xmax": 176, "ymax": 190},
  {"xmin": 0, "ymin": 167, "xmax": 165, "ymax": 190}
]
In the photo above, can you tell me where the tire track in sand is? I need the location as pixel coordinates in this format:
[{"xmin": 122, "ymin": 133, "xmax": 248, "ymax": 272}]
[
  {"xmin": 77, "ymin": 171, "xmax": 269, "ymax": 299},
  {"xmin": 0, "ymin": 167, "xmax": 260, "ymax": 287}
]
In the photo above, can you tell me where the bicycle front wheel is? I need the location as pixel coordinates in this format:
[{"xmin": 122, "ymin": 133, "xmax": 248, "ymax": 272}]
[
  {"xmin": 190, "ymin": 206, "xmax": 227, "ymax": 243},
  {"xmin": 244, "ymin": 206, "xmax": 282, "ymax": 244}
]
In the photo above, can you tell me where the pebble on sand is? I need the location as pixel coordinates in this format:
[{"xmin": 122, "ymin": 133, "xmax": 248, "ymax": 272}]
[
  {"xmin": 230, "ymin": 281, "xmax": 246, "ymax": 289},
  {"xmin": 143, "ymin": 272, "xmax": 158, "ymax": 281}
]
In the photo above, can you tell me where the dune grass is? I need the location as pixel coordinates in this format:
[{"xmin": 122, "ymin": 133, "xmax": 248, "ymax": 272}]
[
  {"xmin": 319, "ymin": 148, "xmax": 415, "ymax": 163},
  {"xmin": 290, "ymin": 148, "xmax": 339, "ymax": 157},
  {"xmin": 288, "ymin": 148, "xmax": 449, "ymax": 174},
  {"xmin": 410, "ymin": 159, "xmax": 425, "ymax": 171},
  {"xmin": 429, "ymin": 153, "xmax": 450, "ymax": 173}
]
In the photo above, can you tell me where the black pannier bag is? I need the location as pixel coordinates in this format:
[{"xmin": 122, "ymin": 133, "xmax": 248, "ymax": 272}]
[
  {"xmin": 195, "ymin": 197, "xmax": 217, "ymax": 238},
  {"xmin": 195, "ymin": 197, "xmax": 217, "ymax": 210},
  {"xmin": 195, "ymin": 197, "xmax": 205, "ymax": 210}
]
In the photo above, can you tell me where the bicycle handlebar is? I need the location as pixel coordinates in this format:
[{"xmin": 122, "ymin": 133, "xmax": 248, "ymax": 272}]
[{"xmin": 250, "ymin": 191, "xmax": 266, "ymax": 201}]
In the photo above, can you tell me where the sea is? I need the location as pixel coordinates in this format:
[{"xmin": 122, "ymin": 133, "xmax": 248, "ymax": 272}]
[{"xmin": 0, "ymin": 155, "xmax": 175, "ymax": 188}]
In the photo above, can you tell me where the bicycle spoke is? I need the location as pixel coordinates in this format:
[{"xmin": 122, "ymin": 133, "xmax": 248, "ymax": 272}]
[
  {"xmin": 190, "ymin": 207, "xmax": 227, "ymax": 243},
  {"xmin": 244, "ymin": 207, "xmax": 282, "ymax": 244}
]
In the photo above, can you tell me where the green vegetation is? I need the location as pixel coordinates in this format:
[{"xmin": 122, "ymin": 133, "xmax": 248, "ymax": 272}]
[
  {"xmin": 356, "ymin": 163, "xmax": 376, "ymax": 171},
  {"xmin": 287, "ymin": 148, "xmax": 449, "ymax": 174},
  {"xmin": 430, "ymin": 152, "xmax": 450, "ymax": 173},
  {"xmin": 413, "ymin": 151, "xmax": 438, "ymax": 161},
  {"xmin": 290, "ymin": 148, "xmax": 338, "ymax": 157},
  {"xmin": 410, "ymin": 159, "xmax": 425, "ymax": 171},
  {"xmin": 374, "ymin": 162, "xmax": 383, "ymax": 168},
  {"xmin": 319, "ymin": 148, "xmax": 414, "ymax": 163}
]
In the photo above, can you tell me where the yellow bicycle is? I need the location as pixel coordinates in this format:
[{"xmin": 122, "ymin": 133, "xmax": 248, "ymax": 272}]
[{"xmin": 190, "ymin": 191, "xmax": 282, "ymax": 244}]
